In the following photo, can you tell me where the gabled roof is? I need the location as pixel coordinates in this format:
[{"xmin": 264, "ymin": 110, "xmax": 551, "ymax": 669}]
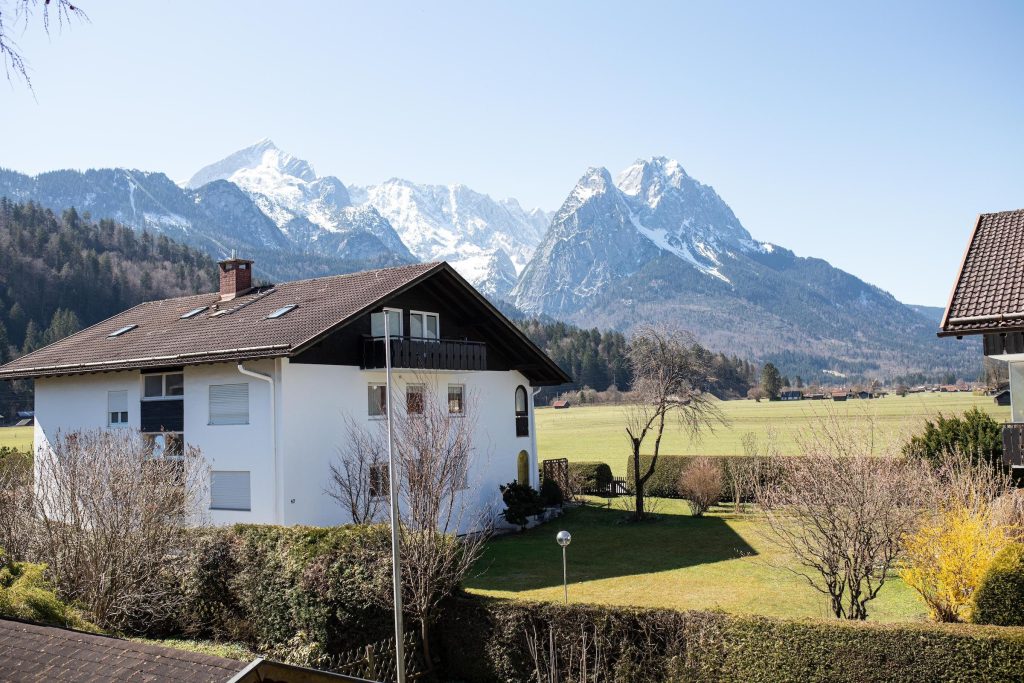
[
  {"xmin": 0, "ymin": 261, "xmax": 569, "ymax": 385},
  {"xmin": 940, "ymin": 209, "xmax": 1024, "ymax": 337}
]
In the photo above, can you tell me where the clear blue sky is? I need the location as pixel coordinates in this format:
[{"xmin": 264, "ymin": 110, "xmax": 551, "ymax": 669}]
[{"xmin": 1, "ymin": 1, "xmax": 1022, "ymax": 306}]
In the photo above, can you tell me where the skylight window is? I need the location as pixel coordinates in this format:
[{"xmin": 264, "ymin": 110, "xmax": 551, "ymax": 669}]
[
  {"xmin": 108, "ymin": 324, "xmax": 138, "ymax": 338},
  {"xmin": 180, "ymin": 306, "xmax": 207, "ymax": 319},
  {"xmin": 266, "ymin": 304, "xmax": 297, "ymax": 320}
]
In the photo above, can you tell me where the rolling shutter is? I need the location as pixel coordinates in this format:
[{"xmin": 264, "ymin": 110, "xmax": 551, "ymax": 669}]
[
  {"xmin": 209, "ymin": 383, "xmax": 249, "ymax": 425},
  {"xmin": 210, "ymin": 471, "xmax": 251, "ymax": 511}
]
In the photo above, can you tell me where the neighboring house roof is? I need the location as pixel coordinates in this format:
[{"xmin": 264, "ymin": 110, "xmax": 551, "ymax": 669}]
[
  {"xmin": 941, "ymin": 209, "xmax": 1024, "ymax": 337},
  {"xmin": 0, "ymin": 618, "xmax": 244, "ymax": 682},
  {"xmin": 0, "ymin": 262, "xmax": 569, "ymax": 385}
]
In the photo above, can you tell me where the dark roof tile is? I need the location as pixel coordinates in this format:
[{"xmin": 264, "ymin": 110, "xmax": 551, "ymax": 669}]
[{"xmin": 941, "ymin": 209, "xmax": 1024, "ymax": 336}]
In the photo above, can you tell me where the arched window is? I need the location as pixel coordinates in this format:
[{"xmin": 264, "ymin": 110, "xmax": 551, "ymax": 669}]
[
  {"xmin": 515, "ymin": 385, "xmax": 529, "ymax": 437},
  {"xmin": 517, "ymin": 450, "xmax": 530, "ymax": 485}
]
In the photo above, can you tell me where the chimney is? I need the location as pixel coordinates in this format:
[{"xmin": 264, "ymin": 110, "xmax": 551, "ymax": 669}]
[{"xmin": 218, "ymin": 256, "xmax": 254, "ymax": 300}]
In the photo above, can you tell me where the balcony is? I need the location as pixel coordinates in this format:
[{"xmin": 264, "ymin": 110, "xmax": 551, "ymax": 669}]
[
  {"xmin": 1001, "ymin": 423, "xmax": 1024, "ymax": 468},
  {"xmin": 361, "ymin": 336, "xmax": 487, "ymax": 372}
]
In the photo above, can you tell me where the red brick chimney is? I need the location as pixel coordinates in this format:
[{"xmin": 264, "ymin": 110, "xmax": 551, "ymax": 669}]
[{"xmin": 218, "ymin": 256, "xmax": 254, "ymax": 300}]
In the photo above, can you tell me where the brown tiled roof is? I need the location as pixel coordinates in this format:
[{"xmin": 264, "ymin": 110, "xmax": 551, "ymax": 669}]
[
  {"xmin": 0, "ymin": 262, "xmax": 443, "ymax": 380},
  {"xmin": 0, "ymin": 618, "xmax": 245, "ymax": 682},
  {"xmin": 941, "ymin": 209, "xmax": 1024, "ymax": 336}
]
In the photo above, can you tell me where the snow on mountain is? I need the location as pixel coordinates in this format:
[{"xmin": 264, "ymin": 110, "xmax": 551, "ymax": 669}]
[
  {"xmin": 350, "ymin": 179, "xmax": 549, "ymax": 289},
  {"xmin": 186, "ymin": 140, "xmax": 411, "ymax": 264}
]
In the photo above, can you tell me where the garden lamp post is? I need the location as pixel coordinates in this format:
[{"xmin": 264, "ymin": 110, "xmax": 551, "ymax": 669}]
[
  {"xmin": 384, "ymin": 312, "xmax": 407, "ymax": 683},
  {"xmin": 556, "ymin": 530, "xmax": 572, "ymax": 605}
]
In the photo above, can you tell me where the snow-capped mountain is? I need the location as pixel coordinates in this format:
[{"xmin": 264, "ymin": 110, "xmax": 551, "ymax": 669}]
[
  {"xmin": 513, "ymin": 156, "xmax": 975, "ymax": 378},
  {"xmin": 186, "ymin": 139, "xmax": 412, "ymax": 265},
  {"xmin": 349, "ymin": 179, "xmax": 548, "ymax": 297}
]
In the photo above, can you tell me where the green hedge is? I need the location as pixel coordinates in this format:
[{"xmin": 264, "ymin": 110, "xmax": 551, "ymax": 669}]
[
  {"xmin": 624, "ymin": 455, "xmax": 780, "ymax": 499},
  {"xmin": 173, "ymin": 524, "xmax": 395, "ymax": 656},
  {"xmin": 973, "ymin": 543, "xmax": 1024, "ymax": 627},
  {"xmin": 568, "ymin": 461, "xmax": 613, "ymax": 492},
  {"xmin": 437, "ymin": 596, "xmax": 1024, "ymax": 683}
]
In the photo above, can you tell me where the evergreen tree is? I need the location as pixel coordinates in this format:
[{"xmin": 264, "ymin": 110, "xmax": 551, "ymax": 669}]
[
  {"xmin": 42, "ymin": 308, "xmax": 82, "ymax": 345},
  {"xmin": 760, "ymin": 362, "xmax": 782, "ymax": 399},
  {"xmin": 22, "ymin": 320, "xmax": 41, "ymax": 355},
  {"xmin": 796, "ymin": 375, "xmax": 804, "ymax": 388},
  {"xmin": 0, "ymin": 321, "xmax": 9, "ymax": 366}
]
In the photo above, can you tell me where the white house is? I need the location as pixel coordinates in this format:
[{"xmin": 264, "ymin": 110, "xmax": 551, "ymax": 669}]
[
  {"xmin": 940, "ymin": 208, "xmax": 1024, "ymax": 472},
  {"xmin": 0, "ymin": 259, "xmax": 569, "ymax": 526}
]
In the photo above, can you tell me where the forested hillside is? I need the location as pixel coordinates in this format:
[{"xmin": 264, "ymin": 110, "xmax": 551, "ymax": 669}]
[
  {"xmin": 517, "ymin": 318, "xmax": 756, "ymax": 401},
  {"xmin": 0, "ymin": 199, "xmax": 217, "ymax": 416}
]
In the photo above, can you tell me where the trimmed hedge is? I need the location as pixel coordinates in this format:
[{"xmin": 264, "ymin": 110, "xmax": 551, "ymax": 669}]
[
  {"xmin": 568, "ymin": 461, "xmax": 613, "ymax": 492},
  {"xmin": 625, "ymin": 455, "xmax": 780, "ymax": 499},
  {"xmin": 437, "ymin": 596, "xmax": 1024, "ymax": 683},
  {"xmin": 173, "ymin": 524, "xmax": 395, "ymax": 656},
  {"xmin": 973, "ymin": 543, "xmax": 1024, "ymax": 627}
]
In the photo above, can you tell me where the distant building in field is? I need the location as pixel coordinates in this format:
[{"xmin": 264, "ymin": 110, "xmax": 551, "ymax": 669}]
[
  {"xmin": 780, "ymin": 390, "xmax": 802, "ymax": 401},
  {"xmin": 994, "ymin": 389, "xmax": 1011, "ymax": 406},
  {"xmin": 552, "ymin": 399, "xmax": 570, "ymax": 409},
  {"xmin": 830, "ymin": 390, "xmax": 849, "ymax": 401}
]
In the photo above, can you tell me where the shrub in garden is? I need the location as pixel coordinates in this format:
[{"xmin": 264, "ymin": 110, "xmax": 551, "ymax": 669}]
[
  {"xmin": 0, "ymin": 549, "xmax": 93, "ymax": 630},
  {"xmin": 972, "ymin": 542, "xmax": 1024, "ymax": 626},
  {"xmin": 539, "ymin": 477, "xmax": 563, "ymax": 507},
  {"xmin": 901, "ymin": 505, "xmax": 1010, "ymax": 622},
  {"xmin": 500, "ymin": 481, "xmax": 544, "ymax": 529},
  {"xmin": 903, "ymin": 407, "xmax": 1003, "ymax": 469},
  {"xmin": 678, "ymin": 457, "xmax": 723, "ymax": 516},
  {"xmin": 436, "ymin": 596, "xmax": 1024, "ymax": 683},
  {"xmin": 567, "ymin": 461, "xmax": 613, "ymax": 494}
]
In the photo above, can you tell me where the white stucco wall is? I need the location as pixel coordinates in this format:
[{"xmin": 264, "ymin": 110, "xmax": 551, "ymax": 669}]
[
  {"xmin": 1010, "ymin": 362, "xmax": 1024, "ymax": 423},
  {"xmin": 32, "ymin": 359, "xmax": 537, "ymax": 530},
  {"xmin": 278, "ymin": 359, "xmax": 536, "ymax": 529}
]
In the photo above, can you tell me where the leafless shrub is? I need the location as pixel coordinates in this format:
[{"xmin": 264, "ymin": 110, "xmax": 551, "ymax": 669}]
[
  {"xmin": 32, "ymin": 429, "xmax": 208, "ymax": 631},
  {"xmin": 755, "ymin": 410, "xmax": 926, "ymax": 620},
  {"xmin": 524, "ymin": 623, "xmax": 606, "ymax": 683},
  {"xmin": 0, "ymin": 449, "xmax": 33, "ymax": 561},
  {"xmin": 367, "ymin": 379, "xmax": 491, "ymax": 666},
  {"xmin": 327, "ymin": 415, "xmax": 387, "ymax": 524},
  {"xmin": 991, "ymin": 489, "xmax": 1024, "ymax": 541},
  {"xmin": 678, "ymin": 457, "xmax": 723, "ymax": 517},
  {"xmin": 624, "ymin": 325, "xmax": 724, "ymax": 520}
]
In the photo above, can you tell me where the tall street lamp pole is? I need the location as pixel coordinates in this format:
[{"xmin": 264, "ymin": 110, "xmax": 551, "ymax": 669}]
[
  {"xmin": 556, "ymin": 530, "xmax": 572, "ymax": 605},
  {"xmin": 384, "ymin": 313, "xmax": 407, "ymax": 683}
]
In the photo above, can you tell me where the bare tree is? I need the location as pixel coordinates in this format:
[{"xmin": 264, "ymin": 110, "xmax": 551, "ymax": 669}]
[
  {"xmin": 0, "ymin": 0, "xmax": 86, "ymax": 88},
  {"xmin": 755, "ymin": 412, "xmax": 926, "ymax": 620},
  {"xmin": 32, "ymin": 429, "xmax": 208, "ymax": 631},
  {"xmin": 624, "ymin": 325, "xmax": 722, "ymax": 521},
  {"xmin": 0, "ymin": 448, "xmax": 33, "ymax": 561},
  {"xmin": 327, "ymin": 415, "xmax": 387, "ymax": 524},
  {"xmin": 678, "ymin": 457, "xmax": 723, "ymax": 517},
  {"xmin": 367, "ymin": 380, "xmax": 491, "ymax": 667}
]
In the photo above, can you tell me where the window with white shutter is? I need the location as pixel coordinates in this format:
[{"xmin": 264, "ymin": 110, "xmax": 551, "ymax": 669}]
[
  {"xmin": 107, "ymin": 390, "xmax": 129, "ymax": 426},
  {"xmin": 210, "ymin": 471, "xmax": 251, "ymax": 511},
  {"xmin": 209, "ymin": 383, "xmax": 249, "ymax": 425}
]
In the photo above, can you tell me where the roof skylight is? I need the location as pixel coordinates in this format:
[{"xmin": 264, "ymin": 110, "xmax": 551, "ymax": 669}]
[
  {"xmin": 107, "ymin": 324, "xmax": 138, "ymax": 338},
  {"xmin": 266, "ymin": 304, "xmax": 297, "ymax": 320},
  {"xmin": 180, "ymin": 306, "xmax": 208, "ymax": 319}
]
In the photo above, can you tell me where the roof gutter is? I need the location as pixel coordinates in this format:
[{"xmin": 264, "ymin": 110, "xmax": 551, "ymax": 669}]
[
  {"xmin": 0, "ymin": 344, "xmax": 290, "ymax": 375},
  {"xmin": 237, "ymin": 361, "xmax": 283, "ymax": 525},
  {"xmin": 946, "ymin": 311, "xmax": 1024, "ymax": 325}
]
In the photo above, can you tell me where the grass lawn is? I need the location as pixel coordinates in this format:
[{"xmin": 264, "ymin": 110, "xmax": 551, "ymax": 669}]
[
  {"xmin": 0, "ymin": 426, "xmax": 32, "ymax": 451},
  {"xmin": 536, "ymin": 392, "xmax": 1008, "ymax": 475},
  {"xmin": 465, "ymin": 497, "xmax": 928, "ymax": 623}
]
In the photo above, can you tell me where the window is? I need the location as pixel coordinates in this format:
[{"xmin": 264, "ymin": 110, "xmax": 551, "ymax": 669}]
[
  {"xmin": 107, "ymin": 390, "xmax": 129, "ymax": 426},
  {"xmin": 448, "ymin": 384, "xmax": 465, "ymax": 414},
  {"xmin": 515, "ymin": 385, "xmax": 529, "ymax": 437},
  {"xmin": 406, "ymin": 384, "xmax": 424, "ymax": 415},
  {"xmin": 409, "ymin": 311, "xmax": 439, "ymax": 340},
  {"xmin": 266, "ymin": 304, "xmax": 297, "ymax": 319},
  {"xmin": 210, "ymin": 471, "xmax": 251, "ymax": 511},
  {"xmin": 180, "ymin": 306, "xmax": 207, "ymax": 319},
  {"xmin": 369, "ymin": 463, "xmax": 389, "ymax": 498},
  {"xmin": 107, "ymin": 324, "xmax": 137, "ymax": 338},
  {"xmin": 370, "ymin": 308, "xmax": 402, "ymax": 338},
  {"xmin": 209, "ymin": 383, "xmax": 249, "ymax": 425},
  {"xmin": 368, "ymin": 383, "xmax": 387, "ymax": 417},
  {"xmin": 143, "ymin": 372, "xmax": 184, "ymax": 399}
]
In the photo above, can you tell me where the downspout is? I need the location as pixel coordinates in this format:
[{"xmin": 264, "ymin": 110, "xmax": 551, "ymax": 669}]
[{"xmin": 237, "ymin": 361, "xmax": 282, "ymax": 525}]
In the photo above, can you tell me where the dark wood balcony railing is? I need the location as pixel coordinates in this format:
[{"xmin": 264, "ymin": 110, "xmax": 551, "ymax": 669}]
[
  {"xmin": 361, "ymin": 336, "xmax": 487, "ymax": 372},
  {"xmin": 1001, "ymin": 423, "xmax": 1024, "ymax": 468}
]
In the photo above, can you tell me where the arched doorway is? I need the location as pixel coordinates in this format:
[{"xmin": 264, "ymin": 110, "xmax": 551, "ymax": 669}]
[{"xmin": 517, "ymin": 450, "xmax": 530, "ymax": 485}]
